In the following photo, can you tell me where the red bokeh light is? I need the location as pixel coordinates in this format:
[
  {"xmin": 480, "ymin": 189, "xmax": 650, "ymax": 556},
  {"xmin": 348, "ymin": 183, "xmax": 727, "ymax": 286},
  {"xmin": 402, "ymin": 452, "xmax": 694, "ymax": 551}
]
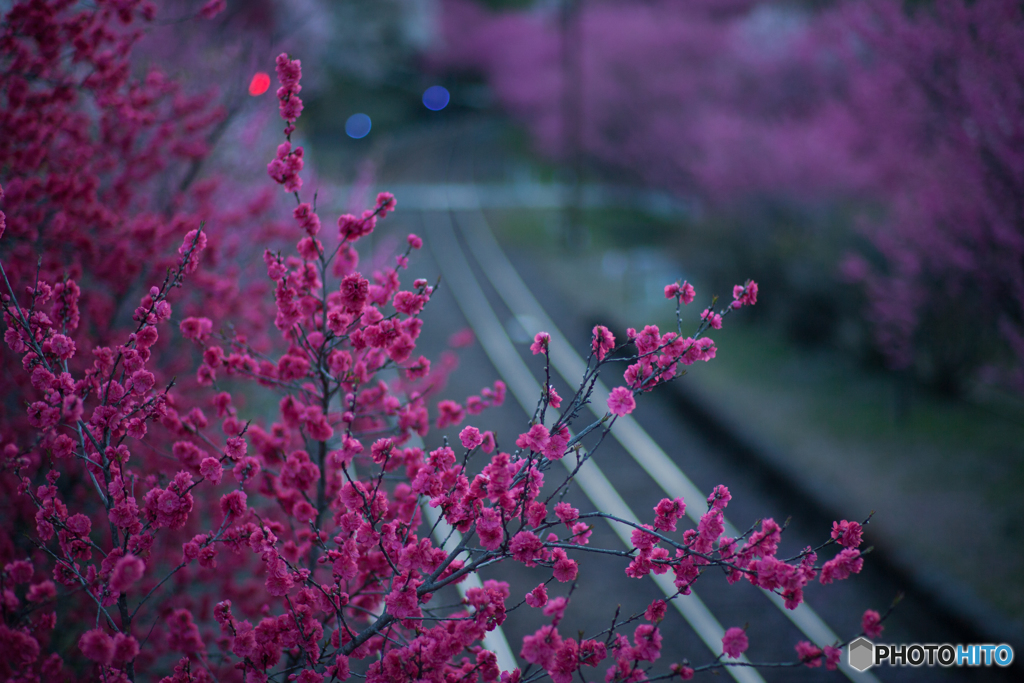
[{"xmin": 248, "ymin": 72, "xmax": 270, "ymax": 96}]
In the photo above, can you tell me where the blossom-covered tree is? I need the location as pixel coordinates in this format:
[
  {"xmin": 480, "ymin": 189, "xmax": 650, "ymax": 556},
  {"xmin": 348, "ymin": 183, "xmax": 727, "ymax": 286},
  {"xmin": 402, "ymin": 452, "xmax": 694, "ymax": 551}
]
[{"xmin": 0, "ymin": 2, "xmax": 882, "ymax": 681}]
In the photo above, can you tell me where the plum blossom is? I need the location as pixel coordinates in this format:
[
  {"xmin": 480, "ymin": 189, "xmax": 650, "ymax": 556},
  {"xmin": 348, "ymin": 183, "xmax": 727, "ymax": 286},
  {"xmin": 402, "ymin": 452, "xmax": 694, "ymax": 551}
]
[
  {"xmin": 722, "ymin": 627, "xmax": 748, "ymax": 659},
  {"xmin": 607, "ymin": 386, "xmax": 636, "ymax": 416}
]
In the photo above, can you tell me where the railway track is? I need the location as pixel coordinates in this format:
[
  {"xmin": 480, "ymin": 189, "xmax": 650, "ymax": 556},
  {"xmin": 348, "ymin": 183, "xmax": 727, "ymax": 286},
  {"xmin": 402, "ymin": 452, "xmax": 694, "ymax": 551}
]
[{"xmin": 364, "ymin": 119, "xmax": 1012, "ymax": 682}]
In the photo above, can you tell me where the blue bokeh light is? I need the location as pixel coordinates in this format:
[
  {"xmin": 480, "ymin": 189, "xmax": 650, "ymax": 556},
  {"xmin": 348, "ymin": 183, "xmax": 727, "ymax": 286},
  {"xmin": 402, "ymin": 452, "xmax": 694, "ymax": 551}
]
[
  {"xmin": 422, "ymin": 85, "xmax": 450, "ymax": 111},
  {"xmin": 345, "ymin": 113, "xmax": 372, "ymax": 139}
]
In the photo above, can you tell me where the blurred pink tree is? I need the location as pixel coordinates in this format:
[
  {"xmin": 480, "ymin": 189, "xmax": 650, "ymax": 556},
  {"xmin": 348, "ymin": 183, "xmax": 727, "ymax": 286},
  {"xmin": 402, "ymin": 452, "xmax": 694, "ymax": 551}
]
[{"xmin": 434, "ymin": 0, "xmax": 1024, "ymax": 393}]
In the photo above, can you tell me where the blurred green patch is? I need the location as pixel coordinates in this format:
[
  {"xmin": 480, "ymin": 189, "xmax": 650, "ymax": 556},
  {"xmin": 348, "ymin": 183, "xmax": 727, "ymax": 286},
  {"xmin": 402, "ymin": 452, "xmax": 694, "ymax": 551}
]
[{"xmin": 486, "ymin": 205, "xmax": 680, "ymax": 250}]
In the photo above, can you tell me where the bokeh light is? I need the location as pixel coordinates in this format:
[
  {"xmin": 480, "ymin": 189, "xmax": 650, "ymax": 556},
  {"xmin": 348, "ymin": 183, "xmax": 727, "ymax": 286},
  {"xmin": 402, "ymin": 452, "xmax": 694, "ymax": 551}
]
[
  {"xmin": 248, "ymin": 72, "xmax": 270, "ymax": 96},
  {"xmin": 345, "ymin": 113, "xmax": 372, "ymax": 139},
  {"xmin": 422, "ymin": 85, "xmax": 450, "ymax": 111}
]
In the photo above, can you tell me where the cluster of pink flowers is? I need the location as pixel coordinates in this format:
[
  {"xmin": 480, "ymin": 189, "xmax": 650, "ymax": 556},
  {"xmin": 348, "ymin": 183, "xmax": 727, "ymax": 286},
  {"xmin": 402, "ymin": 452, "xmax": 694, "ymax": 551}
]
[
  {"xmin": 604, "ymin": 306, "xmax": 729, "ymax": 414},
  {"xmin": 275, "ymin": 53, "xmax": 303, "ymax": 133},
  {"xmin": 615, "ymin": 484, "xmax": 861, "ymax": 613},
  {"xmin": 0, "ymin": 4, "xmax": 888, "ymax": 681}
]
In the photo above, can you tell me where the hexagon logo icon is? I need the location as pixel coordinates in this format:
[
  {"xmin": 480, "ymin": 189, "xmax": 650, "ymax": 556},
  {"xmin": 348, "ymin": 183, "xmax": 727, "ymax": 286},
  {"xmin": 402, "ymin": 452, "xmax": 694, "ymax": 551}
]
[{"xmin": 848, "ymin": 637, "xmax": 875, "ymax": 672}]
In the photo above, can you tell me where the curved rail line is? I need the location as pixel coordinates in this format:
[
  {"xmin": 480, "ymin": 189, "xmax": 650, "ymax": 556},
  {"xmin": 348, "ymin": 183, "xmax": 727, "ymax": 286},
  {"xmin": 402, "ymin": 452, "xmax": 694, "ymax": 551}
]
[
  {"xmin": 418, "ymin": 200, "xmax": 888, "ymax": 683},
  {"xmin": 374, "ymin": 120, "xmax": 883, "ymax": 681}
]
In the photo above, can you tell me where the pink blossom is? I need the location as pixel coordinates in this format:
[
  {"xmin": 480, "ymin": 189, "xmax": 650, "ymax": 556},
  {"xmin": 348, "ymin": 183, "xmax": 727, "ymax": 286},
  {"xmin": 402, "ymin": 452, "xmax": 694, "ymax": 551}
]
[
  {"xmin": 527, "ymin": 500, "xmax": 547, "ymax": 527},
  {"xmin": 79, "ymin": 628, "xmax": 114, "ymax": 665},
  {"xmin": 292, "ymin": 202, "xmax": 321, "ymax": 237},
  {"xmin": 480, "ymin": 430, "xmax": 496, "ymax": 453},
  {"xmin": 293, "ymin": 501, "xmax": 316, "ymax": 523},
  {"xmin": 376, "ymin": 192, "xmax": 397, "ymax": 215},
  {"xmin": 831, "ymin": 520, "xmax": 863, "ymax": 548},
  {"xmin": 476, "ymin": 507, "xmax": 504, "ymax": 550},
  {"xmin": 65, "ymin": 513, "xmax": 90, "ymax": 536},
  {"xmin": 109, "ymin": 554, "xmax": 145, "ymax": 593},
  {"xmin": 701, "ymin": 307, "xmax": 723, "ymax": 329},
  {"xmin": 663, "ymin": 281, "xmax": 696, "ymax": 305},
  {"xmin": 5, "ymin": 561, "xmax": 31, "ymax": 581},
  {"xmin": 862, "ymin": 609, "xmax": 884, "ymax": 638},
  {"xmin": 795, "ymin": 641, "xmax": 823, "ymax": 667},
  {"xmin": 460, "ymin": 426, "xmax": 483, "ymax": 449},
  {"xmin": 279, "ymin": 94, "xmax": 303, "ymax": 121},
  {"xmin": 607, "ymin": 386, "xmax": 636, "ymax": 416},
  {"xmin": 224, "ymin": 436, "xmax": 246, "ymax": 460},
  {"xmin": 167, "ymin": 608, "xmax": 204, "ymax": 653},
  {"xmin": 178, "ymin": 229, "xmax": 207, "ymax": 274},
  {"xmin": 551, "ymin": 548, "xmax": 578, "ymax": 582},
  {"xmin": 525, "ymin": 583, "xmax": 548, "ymax": 607},
  {"xmin": 671, "ymin": 664, "xmax": 695, "ymax": 679},
  {"xmin": 521, "ymin": 625, "xmax": 561, "ymax": 670},
  {"xmin": 554, "ymin": 502, "xmax": 579, "ymax": 526},
  {"xmin": 653, "ymin": 497, "xmax": 686, "ymax": 532},
  {"xmin": 543, "ymin": 596, "xmax": 568, "ymax": 624},
  {"xmin": 530, "ymin": 331, "xmax": 550, "ymax": 355},
  {"xmin": 491, "ymin": 380, "xmax": 507, "ymax": 405},
  {"xmin": 722, "ymin": 627, "xmax": 748, "ymax": 659},
  {"xmin": 634, "ymin": 324, "xmax": 661, "ymax": 355},
  {"xmin": 296, "ymin": 671, "xmax": 324, "ymax": 683},
  {"xmin": 731, "ymin": 280, "xmax": 758, "ymax": 308},
  {"xmin": 112, "ymin": 633, "xmax": 139, "ymax": 663},
  {"xmin": 547, "ymin": 386, "xmax": 562, "ymax": 408},
  {"xmin": 624, "ymin": 361, "xmax": 654, "ymax": 389},
  {"xmin": 46, "ymin": 333, "xmax": 75, "ymax": 359},
  {"xmin": 26, "ymin": 580, "xmax": 56, "ymax": 602},
  {"xmin": 591, "ymin": 325, "xmax": 616, "ymax": 360},
  {"xmin": 385, "ymin": 583, "xmax": 421, "ymax": 621},
  {"xmin": 219, "ymin": 490, "xmax": 247, "ymax": 522},
  {"xmin": 707, "ymin": 485, "xmax": 731, "ymax": 510},
  {"xmin": 449, "ymin": 327, "xmax": 474, "ymax": 347},
  {"xmin": 543, "ymin": 425, "xmax": 570, "ymax": 460},
  {"xmin": 820, "ymin": 548, "xmax": 864, "ymax": 584},
  {"xmin": 516, "ymin": 423, "xmax": 549, "ymax": 452},
  {"xmin": 645, "ymin": 599, "xmax": 666, "ymax": 623},
  {"xmin": 129, "ymin": 369, "xmax": 155, "ymax": 396},
  {"xmin": 436, "ymin": 399, "xmax": 465, "ymax": 429},
  {"xmin": 339, "ymin": 273, "xmax": 369, "ymax": 312},
  {"xmin": 332, "ymin": 654, "xmax": 351, "ymax": 681},
  {"xmin": 695, "ymin": 336, "xmax": 716, "ymax": 361},
  {"xmin": 824, "ymin": 645, "xmax": 841, "ymax": 671},
  {"xmin": 509, "ymin": 531, "xmax": 544, "ymax": 566},
  {"xmin": 571, "ymin": 522, "xmax": 592, "ymax": 545},
  {"xmin": 632, "ymin": 624, "xmax": 662, "ymax": 661},
  {"xmin": 370, "ymin": 438, "xmax": 394, "ymax": 464},
  {"xmin": 393, "ymin": 291, "xmax": 426, "ymax": 316}
]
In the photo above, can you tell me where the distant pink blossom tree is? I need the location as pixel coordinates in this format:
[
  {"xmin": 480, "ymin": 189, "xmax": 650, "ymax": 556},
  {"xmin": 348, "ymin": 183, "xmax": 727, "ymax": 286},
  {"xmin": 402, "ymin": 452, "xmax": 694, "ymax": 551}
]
[
  {"xmin": 822, "ymin": 0, "xmax": 1024, "ymax": 391},
  {"xmin": 434, "ymin": 0, "xmax": 1024, "ymax": 393}
]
